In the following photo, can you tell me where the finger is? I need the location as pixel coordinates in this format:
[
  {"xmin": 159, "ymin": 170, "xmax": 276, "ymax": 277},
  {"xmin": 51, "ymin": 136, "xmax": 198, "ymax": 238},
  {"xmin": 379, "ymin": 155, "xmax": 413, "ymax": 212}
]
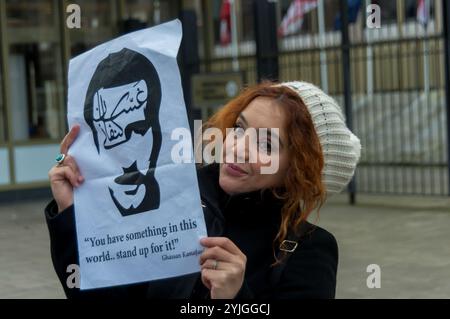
[
  {"xmin": 51, "ymin": 166, "xmax": 80, "ymax": 187},
  {"xmin": 200, "ymin": 259, "xmax": 234, "ymax": 271},
  {"xmin": 60, "ymin": 125, "xmax": 80, "ymax": 154},
  {"xmin": 199, "ymin": 246, "xmax": 236, "ymax": 265},
  {"xmin": 201, "ymin": 268, "xmax": 222, "ymax": 287},
  {"xmin": 200, "ymin": 237, "xmax": 242, "ymax": 256},
  {"xmin": 62, "ymin": 155, "xmax": 83, "ymax": 182},
  {"xmin": 200, "ymin": 269, "xmax": 212, "ymax": 290},
  {"xmin": 201, "ymin": 268, "xmax": 227, "ymax": 289},
  {"xmin": 201, "ymin": 259, "xmax": 219, "ymax": 270}
]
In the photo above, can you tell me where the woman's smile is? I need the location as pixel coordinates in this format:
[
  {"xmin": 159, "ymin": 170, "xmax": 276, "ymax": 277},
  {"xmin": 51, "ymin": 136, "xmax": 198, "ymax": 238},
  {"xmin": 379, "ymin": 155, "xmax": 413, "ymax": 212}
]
[{"xmin": 224, "ymin": 163, "xmax": 249, "ymax": 177}]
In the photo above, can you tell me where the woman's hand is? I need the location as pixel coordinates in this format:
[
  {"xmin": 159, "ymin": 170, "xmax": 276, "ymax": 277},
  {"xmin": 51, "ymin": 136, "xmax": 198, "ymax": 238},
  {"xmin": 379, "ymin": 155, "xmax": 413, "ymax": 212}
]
[
  {"xmin": 199, "ymin": 237, "xmax": 247, "ymax": 299},
  {"xmin": 48, "ymin": 125, "xmax": 84, "ymax": 213}
]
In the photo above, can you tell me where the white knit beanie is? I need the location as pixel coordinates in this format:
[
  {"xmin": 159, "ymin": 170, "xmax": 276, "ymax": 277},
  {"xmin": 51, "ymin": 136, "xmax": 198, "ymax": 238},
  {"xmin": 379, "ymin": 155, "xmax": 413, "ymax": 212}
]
[{"xmin": 280, "ymin": 81, "xmax": 361, "ymax": 195}]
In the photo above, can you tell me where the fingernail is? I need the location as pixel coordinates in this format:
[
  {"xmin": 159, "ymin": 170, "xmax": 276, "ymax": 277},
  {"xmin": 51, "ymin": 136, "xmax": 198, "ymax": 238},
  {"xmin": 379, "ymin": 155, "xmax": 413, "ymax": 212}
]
[{"xmin": 78, "ymin": 176, "xmax": 84, "ymax": 183}]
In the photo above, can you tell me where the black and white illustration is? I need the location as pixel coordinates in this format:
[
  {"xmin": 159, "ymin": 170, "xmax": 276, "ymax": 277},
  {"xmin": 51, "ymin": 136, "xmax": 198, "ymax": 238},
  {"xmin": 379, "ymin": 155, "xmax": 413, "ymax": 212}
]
[
  {"xmin": 67, "ymin": 20, "xmax": 207, "ymax": 290},
  {"xmin": 84, "ymin": 48, "xmax": 162, "ymax": 216}
]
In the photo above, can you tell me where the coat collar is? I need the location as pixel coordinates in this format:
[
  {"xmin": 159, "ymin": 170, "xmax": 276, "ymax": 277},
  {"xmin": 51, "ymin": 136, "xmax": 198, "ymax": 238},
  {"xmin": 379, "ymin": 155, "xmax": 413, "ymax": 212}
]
[{"xmin": 196, "ymin": 163, "xmax": 285, "ymax": 218}]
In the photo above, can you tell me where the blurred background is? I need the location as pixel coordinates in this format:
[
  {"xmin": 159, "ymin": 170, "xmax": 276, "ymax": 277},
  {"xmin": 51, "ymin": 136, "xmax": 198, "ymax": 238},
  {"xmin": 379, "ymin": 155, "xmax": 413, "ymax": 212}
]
[{"xmin": 0, "ymin": 0, "xmax": 450, "ymax": 298}]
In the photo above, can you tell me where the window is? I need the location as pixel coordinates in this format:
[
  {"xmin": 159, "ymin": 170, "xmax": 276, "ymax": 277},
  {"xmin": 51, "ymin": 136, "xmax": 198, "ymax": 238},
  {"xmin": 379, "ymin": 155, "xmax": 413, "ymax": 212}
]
[
  {"xmin": 123, "ymin": 0, "xmax": 177, "ymax": 27},
  {"xmin": 6, "ymin": 0, "xmax": 65, "ymax": 141},
  {"xmin": 69, "ymin": 0, "xmax": 118, "ymax": 56},
  {"xmin": 70, "ymin": 0, "xmax": 178, "ymax": 57},
  {"xmin": 124, "ymin": 0, "xmax": 154, "ymax": 24}
]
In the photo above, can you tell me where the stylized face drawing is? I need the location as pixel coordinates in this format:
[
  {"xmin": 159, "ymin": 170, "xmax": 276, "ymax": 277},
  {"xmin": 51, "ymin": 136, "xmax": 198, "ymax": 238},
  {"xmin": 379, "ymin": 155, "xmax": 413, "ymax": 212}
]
[{"xmin": 84, "ymin": 48, "xmax": 162, "ymax": 217}]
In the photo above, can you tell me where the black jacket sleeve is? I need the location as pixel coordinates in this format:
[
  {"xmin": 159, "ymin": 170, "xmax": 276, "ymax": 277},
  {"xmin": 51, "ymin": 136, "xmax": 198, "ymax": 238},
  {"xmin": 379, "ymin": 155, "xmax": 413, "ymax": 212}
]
[
  {"xmin": 44, "ymin": 200, "xmax": 148, "ymax": 299},
  {"xmin": 234, "ymin": 280, "xmax": 254, "ymax": 299},
  {"xmin": 272, "ymin": 227, "xmax": 338, "ymax": 299}
]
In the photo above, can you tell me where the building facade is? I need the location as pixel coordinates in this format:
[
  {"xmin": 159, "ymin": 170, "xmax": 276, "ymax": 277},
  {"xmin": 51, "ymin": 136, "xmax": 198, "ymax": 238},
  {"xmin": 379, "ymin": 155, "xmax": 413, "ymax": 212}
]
[
  {"xmin": 0, "ymin": 0, "xmax": 446, "ymax": 196},
  {"xmin": 0, "ymin": 0, "xmax": 182, "ymax": 192}
]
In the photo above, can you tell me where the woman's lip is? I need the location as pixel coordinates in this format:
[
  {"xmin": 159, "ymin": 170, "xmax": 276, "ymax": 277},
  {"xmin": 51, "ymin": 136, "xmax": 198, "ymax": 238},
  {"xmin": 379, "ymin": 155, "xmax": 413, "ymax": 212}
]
[{"xmin": 225, "ymin": 163, "xmax": 248, "ymax": 177}]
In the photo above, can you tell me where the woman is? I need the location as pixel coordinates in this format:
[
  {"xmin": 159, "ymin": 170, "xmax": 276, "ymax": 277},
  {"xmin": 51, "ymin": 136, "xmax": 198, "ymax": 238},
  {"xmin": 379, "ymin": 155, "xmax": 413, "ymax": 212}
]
[{"xmin": 46, "ymin": 81, "xmax": 360, "ymax": 299}]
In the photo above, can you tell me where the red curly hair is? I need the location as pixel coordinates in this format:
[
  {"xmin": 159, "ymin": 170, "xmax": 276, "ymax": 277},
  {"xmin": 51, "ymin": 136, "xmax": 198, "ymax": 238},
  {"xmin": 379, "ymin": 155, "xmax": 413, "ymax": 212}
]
[{"xmin": 202, "ymin": 81, "xmax": 326, "ymax": 261}]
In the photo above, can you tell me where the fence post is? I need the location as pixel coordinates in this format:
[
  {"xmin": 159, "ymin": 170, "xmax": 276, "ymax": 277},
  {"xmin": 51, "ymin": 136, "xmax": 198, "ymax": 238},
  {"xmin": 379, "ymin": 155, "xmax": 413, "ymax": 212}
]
[
  {"xmin": 443, "ymin": 0, "xmax": 450, "ymax": 196},
  {"xmin": 179, "ymin": 9, "xmax": 200, "ymax": 130},
  {"xmin": 253, "ymin": 0, "xmax": 279, "ymax": 81},
  {"xmin": 339, "ymin": 0, "xmax": 356, "ymax": 204}
]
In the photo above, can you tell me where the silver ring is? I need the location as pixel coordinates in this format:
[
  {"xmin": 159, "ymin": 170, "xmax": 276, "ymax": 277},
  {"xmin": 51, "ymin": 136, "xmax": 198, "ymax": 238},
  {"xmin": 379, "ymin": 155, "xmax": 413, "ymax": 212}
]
[
  {"xmin": 55, "ymin": 153, "xmax": 66, "ymax": 166},
  {"xmin": 212, "ymin": 259, "xmax": 218, "ymax": 270}
]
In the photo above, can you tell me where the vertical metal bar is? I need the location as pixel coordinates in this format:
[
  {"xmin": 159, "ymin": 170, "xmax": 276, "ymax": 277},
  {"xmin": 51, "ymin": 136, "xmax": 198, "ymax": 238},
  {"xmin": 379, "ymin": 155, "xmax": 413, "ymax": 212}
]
[
  {"xmin": 356, "ymin": 46, "xmax": 366, "ymax": 192},
  {"xmin": 339, "ymin": 0, "xmax": 356, "ymax": 203},
  {"xmin": 418, "ymin": 34, "xmax": 426, "ymax": 195},
  {"xmin": 423, "ymin": 1, "xmax": 432, "ymax": 195},
  {"xmin": 396, "ymin": 0, "xmax": 405, "ymax": 194},
  {"xmin": 408, "ymin": 39, "xmax": 416, "ymax": 195},
  {"xmin": 317, "ymin": 0, "xmax": 328, "ymax": 92},
  {"xmin": 373, "ymin": 45, "xmax": 380, "ymax": 194},
  {"xmin": 397, "ymin": 40, "xmax": 406, "ymax": 194},
  {"xmin": 403, "ymin": 42, "xmax": 409, "ymax": 194},
  {"xmin": 362, "ymin": 47, "xmax": 368, "ymax": 192},
  {"xmin": 436, "ymin": 38, "xmax": 445, "ymax": 195},
  {"xmin": 427, "ymin": 38, "xmax": 434, "ymax": 195},
  {"xmin": 379, "ymin": 44, "xmax": 387, "ymax": 193},
  {"xmin": 365, "ymin": 0, "xmax": 374, "ymax": 96},
  {"xmin": 388, "ymin": 42, "xmax": 396, "ymax": 194},
  {"xmin": 442, "ymin": 0, "xmax": 450, "ymax": 195},
  {"xmin": 286, "ymin": 51, "xmax": 292, "ymax": 81},
  {"xmin": 253, "ymin": 0, "xmax": 278, "ymax": 81},
  {"xmin": 380, "ymin": 43, "xmax": 387, "ymax": 193}
]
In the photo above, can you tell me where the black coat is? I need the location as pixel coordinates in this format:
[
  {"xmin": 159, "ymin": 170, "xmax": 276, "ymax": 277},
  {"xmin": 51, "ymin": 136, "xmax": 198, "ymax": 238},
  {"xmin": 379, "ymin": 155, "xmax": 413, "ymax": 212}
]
[{"xmin": 45, "ymin": 163, "xmax": 338, "ymax": 299}]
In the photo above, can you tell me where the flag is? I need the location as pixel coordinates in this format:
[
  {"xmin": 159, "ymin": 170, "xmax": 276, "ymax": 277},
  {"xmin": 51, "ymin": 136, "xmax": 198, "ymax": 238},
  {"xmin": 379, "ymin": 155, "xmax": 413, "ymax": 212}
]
[
  {"xmin": 417, "ymin": 0, "xmax": 430, "ymax": 26},
  {"xmin": 220, "ymin": 0, "xmax": 231, "ymax": 45},
  {"xmin": 278, "ymin": 0, "xmax": 318, "ymax": 37},
  {"xmin": 333, "ymin": 0, "xmax": 362, "ymax": 30}
]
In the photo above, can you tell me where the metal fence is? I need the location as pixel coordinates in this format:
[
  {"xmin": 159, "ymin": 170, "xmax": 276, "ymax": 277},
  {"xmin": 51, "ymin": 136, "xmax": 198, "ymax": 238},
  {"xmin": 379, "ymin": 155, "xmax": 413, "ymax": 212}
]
[{"xmin": 199, "ymin": 28, "xmax": 448, "ymax": 196}]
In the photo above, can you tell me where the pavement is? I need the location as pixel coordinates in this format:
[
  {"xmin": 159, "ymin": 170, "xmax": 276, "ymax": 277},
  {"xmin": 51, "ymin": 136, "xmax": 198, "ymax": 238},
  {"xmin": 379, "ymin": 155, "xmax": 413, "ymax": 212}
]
[{"xmin": 1, "ymin": 193, "xmax": 450, "ymax": 299}]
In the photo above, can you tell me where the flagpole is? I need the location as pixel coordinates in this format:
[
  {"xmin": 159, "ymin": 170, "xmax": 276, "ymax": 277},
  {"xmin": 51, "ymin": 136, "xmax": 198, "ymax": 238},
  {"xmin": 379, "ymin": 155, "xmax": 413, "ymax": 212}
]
[
  {"xmin": 230, "ymin": 0, "xmax": 239, "ymax": 71},
  {"xmin": 317, "ymin": 0, "xmax": 328, "ymax": 93}
]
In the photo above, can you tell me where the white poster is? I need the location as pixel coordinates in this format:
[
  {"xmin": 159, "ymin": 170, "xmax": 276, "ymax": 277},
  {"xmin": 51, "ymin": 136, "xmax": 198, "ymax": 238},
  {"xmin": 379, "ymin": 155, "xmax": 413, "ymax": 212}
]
[{"xmin": 67, "ymin": 19, "xmax": 207, "ymax": 290}]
